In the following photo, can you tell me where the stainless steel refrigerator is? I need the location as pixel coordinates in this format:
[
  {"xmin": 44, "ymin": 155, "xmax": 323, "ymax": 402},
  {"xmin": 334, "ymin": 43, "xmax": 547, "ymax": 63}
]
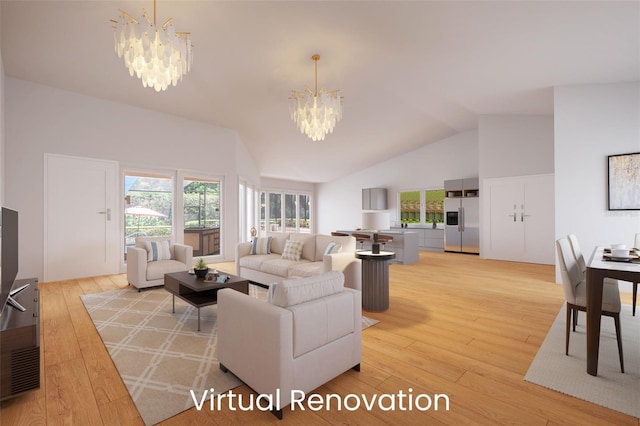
[{"xmin": 444, "ymin": 194, "xmax": 480, "ymax": 254}]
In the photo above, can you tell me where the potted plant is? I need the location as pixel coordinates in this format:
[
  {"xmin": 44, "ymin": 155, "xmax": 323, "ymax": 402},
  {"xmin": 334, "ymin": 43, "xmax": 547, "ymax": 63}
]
[{"xmin": 194, "ymin": 258, "xmax": 209, "ymax": 278}]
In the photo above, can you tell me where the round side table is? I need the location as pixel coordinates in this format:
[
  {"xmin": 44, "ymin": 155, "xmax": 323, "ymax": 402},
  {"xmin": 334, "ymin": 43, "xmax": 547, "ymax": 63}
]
[{"xmin": 355, "ymin": 250, "xmax": 395, "ymax": 312}]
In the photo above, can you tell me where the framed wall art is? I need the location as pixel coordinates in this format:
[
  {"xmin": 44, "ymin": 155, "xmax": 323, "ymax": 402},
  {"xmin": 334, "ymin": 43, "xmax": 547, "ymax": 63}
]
[{"xmin": 608, "ymin": 152, "xmax": 640, "ymax": 210}]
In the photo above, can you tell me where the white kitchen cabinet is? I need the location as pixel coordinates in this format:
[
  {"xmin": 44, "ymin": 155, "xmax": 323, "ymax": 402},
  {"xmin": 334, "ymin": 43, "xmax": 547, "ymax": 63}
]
[
  {"xmin": 484, "ymin": 174, "xmax": 554, "ymax": 264},
  {"xmin": 362, "ymin": 188, "xmax": 387, "ymax": 210}
]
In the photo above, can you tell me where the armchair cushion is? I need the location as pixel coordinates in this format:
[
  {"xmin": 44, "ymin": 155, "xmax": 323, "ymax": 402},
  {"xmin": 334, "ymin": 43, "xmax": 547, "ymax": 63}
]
[{"xmin": 269, "ymin": 271, "xmax": 345, "ymax": 308}]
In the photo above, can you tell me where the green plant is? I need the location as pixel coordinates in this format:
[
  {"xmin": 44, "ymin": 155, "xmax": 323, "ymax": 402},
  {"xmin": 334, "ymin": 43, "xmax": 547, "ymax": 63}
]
[{"xmin": 195, "ymin": 258, "xmax": 208, "ymax": 270}]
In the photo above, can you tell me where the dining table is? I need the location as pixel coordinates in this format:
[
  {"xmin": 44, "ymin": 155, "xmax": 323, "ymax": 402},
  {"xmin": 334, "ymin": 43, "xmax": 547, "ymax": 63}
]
[{"xmin": 585, "ymin": 246, "xmax": 640, "ymax": 376}]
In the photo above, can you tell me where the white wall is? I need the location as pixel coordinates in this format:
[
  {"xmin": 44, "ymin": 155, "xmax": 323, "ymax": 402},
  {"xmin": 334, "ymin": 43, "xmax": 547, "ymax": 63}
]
[
  {"xmin": 554, "ymin": 82, "xmax": 640, "ymax": 289},
  {"xmin": 5, "ymin": 78, "xmax": 258, "ymax": 280},
  {"xmin": 316, "ymin": 130, "xmax": 478, "ymax": 234},
  {"xmin": 477, "ymin": 115, "xmax": 555, "ymax": 259},
  {"xmin": 478, "ymin": 115, "xmax": 554, "ymax": 179}
]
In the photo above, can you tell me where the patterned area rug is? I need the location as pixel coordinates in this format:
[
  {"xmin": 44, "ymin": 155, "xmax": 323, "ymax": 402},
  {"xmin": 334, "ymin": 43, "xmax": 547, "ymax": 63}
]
[
  {"xmin": 525, "ymin": 304, "xmax": 639, "ymax": 419},
  {"xmin": 81, "ymin": 284, "xmax": 378, "ymax": 425}
]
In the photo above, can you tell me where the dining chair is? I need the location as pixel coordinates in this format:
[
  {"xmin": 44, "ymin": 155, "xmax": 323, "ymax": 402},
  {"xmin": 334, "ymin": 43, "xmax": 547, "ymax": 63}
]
[
  {"xmin": 567, "ymin": 234, "xmax": 587, "ymax": 278},
  {"xmin": 633, "ymin": 233, "xmax": 640, "ymax": 316},
  {"xmin": 556, "ymin": 237, "xmax": 624, "ymax": 372}
]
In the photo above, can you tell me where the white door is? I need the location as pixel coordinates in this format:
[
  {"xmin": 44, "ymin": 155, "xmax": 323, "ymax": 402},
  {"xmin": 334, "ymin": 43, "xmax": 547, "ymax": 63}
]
[
  {"xmin": 486, "ymin": 174, "xmax": 555, "ymax": 264},
  {"xmin": 488, "ymin": 179, "xmax": 525, "ymax": 262},
  {"xmin": 523, "ymin": 175, "xmax": 555, "ymax": 264},
  {"xmin": 45, "ymin": 154, "xmax": 118, "ymax": 281}
]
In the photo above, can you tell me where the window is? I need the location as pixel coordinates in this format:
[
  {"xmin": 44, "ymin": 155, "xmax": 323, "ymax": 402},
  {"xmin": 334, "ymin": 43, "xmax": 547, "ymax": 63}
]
[
  {"xmin": 425, "ymin": 189, "xmax": 445, "ymax": 224},
  {"xmin": 238, "ymin": 178, "xmax": 257, "ymax": 242},
  {"xmin": 183, "ymin": 178, "xmax": 221, "ymax": 256},
  {"xmin": 124, "ymin": 171, "xmax": 226, "ymax": 263},
  {"xmin": 260, "ymin": 192, "xmax": 266, "ymax": 233},
  {"xmin": 260, "ymin": 190, "xmax": 313, "ymax": 234},
  {"xmin": 400, "ymin": 191, "xmax": 421, "ymax": 224},
  {"xmin": 298, "ymin": 194, "xmax": 311, "ymax": 233},
  {"xmin": 399, "ymin": 189, "xmax": 444, "ymax": 225},
  {"xmin": 124, "ymin": 173, "xmax": 173, "ymax": 260},
  {"xmin": 269, "ymin": 193, "xmax": 282, "ymax": 232}
]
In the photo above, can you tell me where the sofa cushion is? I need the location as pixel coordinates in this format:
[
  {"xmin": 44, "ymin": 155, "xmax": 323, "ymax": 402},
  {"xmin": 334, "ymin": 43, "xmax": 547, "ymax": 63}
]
[
  {"xmin": 146, "ymin": 259, "xmax": 188, "ymax": 281},
  {"xmin": 289, "ymin": 233, "xmax": 316, "ymax": 261},
  {"xmin": 267, "ymin": 232, "xmax": 290, "ymax": 254},
  {"xmin": 260, "ymin": 258, "xmax": 309, "ymax": 277},
  {"xmin": 281, "ymin": 240, "xmax": 303, "ymax": 261},
  {"xmin": 269, "ymin": 271, "xmax": 345, "ymax": 308},
  {"xmin": 251, "ymin": 236, "xmax": 272, "ymax": 255},
  {"xmin": 239, "ymin": 253, "xmax": 279, "ymax": 270},
  {"xmin": 288, "ymin": 262, "xmax": 323, "ymax": 278}
]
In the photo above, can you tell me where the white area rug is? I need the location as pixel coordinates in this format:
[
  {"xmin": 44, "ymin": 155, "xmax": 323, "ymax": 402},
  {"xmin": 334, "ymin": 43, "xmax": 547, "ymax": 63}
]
[
  {"xmin": 525, "ymin": 304, "xmax": 640, "ymax": 419},
  {"xmin": 81, "ymin": 284, "xmax": 377, "ymax": 425}
]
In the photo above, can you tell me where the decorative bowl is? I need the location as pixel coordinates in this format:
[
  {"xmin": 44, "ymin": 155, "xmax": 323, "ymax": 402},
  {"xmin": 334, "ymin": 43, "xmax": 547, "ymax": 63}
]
[{"xmin": 194, "ymin": 268, "xmax": 209, "ymax": 278}]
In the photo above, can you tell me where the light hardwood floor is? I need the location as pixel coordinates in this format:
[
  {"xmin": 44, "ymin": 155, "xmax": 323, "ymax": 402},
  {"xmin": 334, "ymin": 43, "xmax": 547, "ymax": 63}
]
[{"xmin": 1, "ymin": 251, "xmax": 637, "ymax": 425}]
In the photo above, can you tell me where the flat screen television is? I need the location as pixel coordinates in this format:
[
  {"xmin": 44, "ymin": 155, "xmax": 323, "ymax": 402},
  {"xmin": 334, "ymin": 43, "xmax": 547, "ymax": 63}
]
[{"xmin": 0, "ymin": 207, "xmax": 23, "ymax": 315}]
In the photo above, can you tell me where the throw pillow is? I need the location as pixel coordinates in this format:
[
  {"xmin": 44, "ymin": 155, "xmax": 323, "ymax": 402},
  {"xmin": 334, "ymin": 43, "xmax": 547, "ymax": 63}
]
[
  {"xmin": 267, "ymin": 282, "xmax": 278, "ymax": 304},
  {"xmin": 281, "ymin": 240, "xmax": 303, "ymax": 261},
  {"xmin": 145, "ymin": 240, "xmax": 173, "ymax": 262},
  {"xmin": 323, "ymin": 242, "xmax": 342, "ymax": 255},
  {"xmin": 251, "ymin": 236, "xmax": 272, "ymax": 255}
]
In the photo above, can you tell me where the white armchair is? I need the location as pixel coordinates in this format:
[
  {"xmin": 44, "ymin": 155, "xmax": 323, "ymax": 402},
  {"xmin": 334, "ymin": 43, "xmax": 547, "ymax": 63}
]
[
  {"xmin": 217, "ymin": 271, "xmax": 362, "ymax": 419},
  {"xmin": 126, "ymin": 236, "xmax": 193, "ymax": 291}
]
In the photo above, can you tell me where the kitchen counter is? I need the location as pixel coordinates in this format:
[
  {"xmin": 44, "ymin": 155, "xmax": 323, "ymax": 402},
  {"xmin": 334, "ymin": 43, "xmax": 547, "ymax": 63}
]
[
  {"xmin": 336, "ymin": 230, "xmax": 419, "ymax": 264},
  {"xmin": 391, "ymin": 227, "xmax": 444, "ymax": 251}
]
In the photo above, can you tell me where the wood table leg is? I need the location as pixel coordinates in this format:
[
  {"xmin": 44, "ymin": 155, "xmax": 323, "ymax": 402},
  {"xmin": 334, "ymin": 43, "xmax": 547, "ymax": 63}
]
[{"xmin": 585, "ymin": 268, "xmax": 605, "ymax": 376}]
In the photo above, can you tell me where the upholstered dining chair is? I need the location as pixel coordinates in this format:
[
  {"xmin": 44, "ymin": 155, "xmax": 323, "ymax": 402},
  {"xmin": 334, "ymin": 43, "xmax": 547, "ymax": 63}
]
[
  {"xmin": 556, "ymin": 236, "xmax": 624, "ymax": 372},
  {"xmin": 633, "ymin": 233, "xmax": 640, "ymax": 316},
  {"xmin": 567, "ymin": 234, "xmax": 587, "ymax": 278}
]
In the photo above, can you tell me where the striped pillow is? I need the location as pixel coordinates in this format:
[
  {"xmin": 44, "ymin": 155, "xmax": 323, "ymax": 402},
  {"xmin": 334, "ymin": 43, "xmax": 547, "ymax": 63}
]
[
  {"xmin": 281, "ymin": 240, "xmax": 303, "ymax": 261},
  {"xmin": 251, "ymin": 237, "xmax": 272, "ymax": 255},
  {"xmin": 324, "ymin": 242, "xmax": 342, "ymax": 255},
  {"xmin": 145, "ymin": 240, "xmax": 173, "ymax": 262}
]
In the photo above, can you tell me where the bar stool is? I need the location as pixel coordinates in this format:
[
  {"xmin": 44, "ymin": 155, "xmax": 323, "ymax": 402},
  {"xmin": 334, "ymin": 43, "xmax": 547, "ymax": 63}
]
[
  {"xmin": 352, "ymin": 233, "xmax": 371, "ymax": 250},
  {"xmin": 377, "ymin": 234, "xmax": 393, "ymax": 251}
]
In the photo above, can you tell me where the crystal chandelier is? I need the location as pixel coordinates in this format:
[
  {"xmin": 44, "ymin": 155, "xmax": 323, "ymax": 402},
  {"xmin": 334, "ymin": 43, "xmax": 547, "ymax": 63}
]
[
  {"xmin": 289, "ymin": 55, "xmax": 343, "ymax": 141},
  {"xmin": 111, "ymin": 0, "xmax": 193, "ymax": 92}
]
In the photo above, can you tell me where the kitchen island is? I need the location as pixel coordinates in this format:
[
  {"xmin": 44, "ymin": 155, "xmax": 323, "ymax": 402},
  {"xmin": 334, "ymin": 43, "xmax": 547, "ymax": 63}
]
[{"xmin": 336, "ymin": 229, "xmax": 419, "ymax": 264}]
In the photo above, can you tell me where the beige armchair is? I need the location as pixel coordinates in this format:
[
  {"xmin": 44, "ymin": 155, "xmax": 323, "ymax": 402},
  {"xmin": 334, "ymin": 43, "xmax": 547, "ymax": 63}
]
[
  {"xmin": 217, "ymin": 271, "xmax": 362, "ymax": 419},
  {"xmin": 126, "ymin": 236, "xmax": 193, "ymax": 291}
]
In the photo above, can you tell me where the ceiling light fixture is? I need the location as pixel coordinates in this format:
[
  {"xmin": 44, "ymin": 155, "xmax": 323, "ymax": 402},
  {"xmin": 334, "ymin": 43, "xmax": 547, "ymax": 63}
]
[
  {"xmin": 289, "ymin": 54, "xmax": 343, "ymax": 141},
  {"xmin": 111, "ymin": 0, "xmax": 193, "ymax": 92}
]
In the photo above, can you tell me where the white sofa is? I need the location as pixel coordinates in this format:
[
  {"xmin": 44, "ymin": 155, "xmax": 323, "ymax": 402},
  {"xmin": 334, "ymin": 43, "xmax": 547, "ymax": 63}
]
[
  {"xmin": 235, "ymin": 232, "xmax": 361, "ymax": 290},
  {"xmin": 127, "ymin": 236, "xmax": 193, "ymax": 290},
  {"xmin": 217, "ymin": 271, "xmax": 362, "ymax": 419}
]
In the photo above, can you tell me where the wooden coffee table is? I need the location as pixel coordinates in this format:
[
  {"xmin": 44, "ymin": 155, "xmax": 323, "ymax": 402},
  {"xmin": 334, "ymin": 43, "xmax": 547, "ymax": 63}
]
[{"xmin": 164, "ymin": 271, "xmax": 249, "ymax": 331}]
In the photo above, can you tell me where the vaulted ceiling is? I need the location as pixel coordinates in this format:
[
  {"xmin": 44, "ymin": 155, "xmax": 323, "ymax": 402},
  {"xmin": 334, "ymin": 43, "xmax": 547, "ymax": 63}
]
[{"xmin": 2, "ymin": 1, "xmax": 638, "ymax": 182}]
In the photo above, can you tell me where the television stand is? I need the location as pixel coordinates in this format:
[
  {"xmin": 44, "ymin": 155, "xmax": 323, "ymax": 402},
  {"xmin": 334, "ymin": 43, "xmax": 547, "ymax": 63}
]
[
  {"xmin": 0, "ymin": 278, "xmax": 40, "ymax": 400},
  {"xmin": 6, "ymin": 283, "xmax": 30, "ymax": 312}
]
